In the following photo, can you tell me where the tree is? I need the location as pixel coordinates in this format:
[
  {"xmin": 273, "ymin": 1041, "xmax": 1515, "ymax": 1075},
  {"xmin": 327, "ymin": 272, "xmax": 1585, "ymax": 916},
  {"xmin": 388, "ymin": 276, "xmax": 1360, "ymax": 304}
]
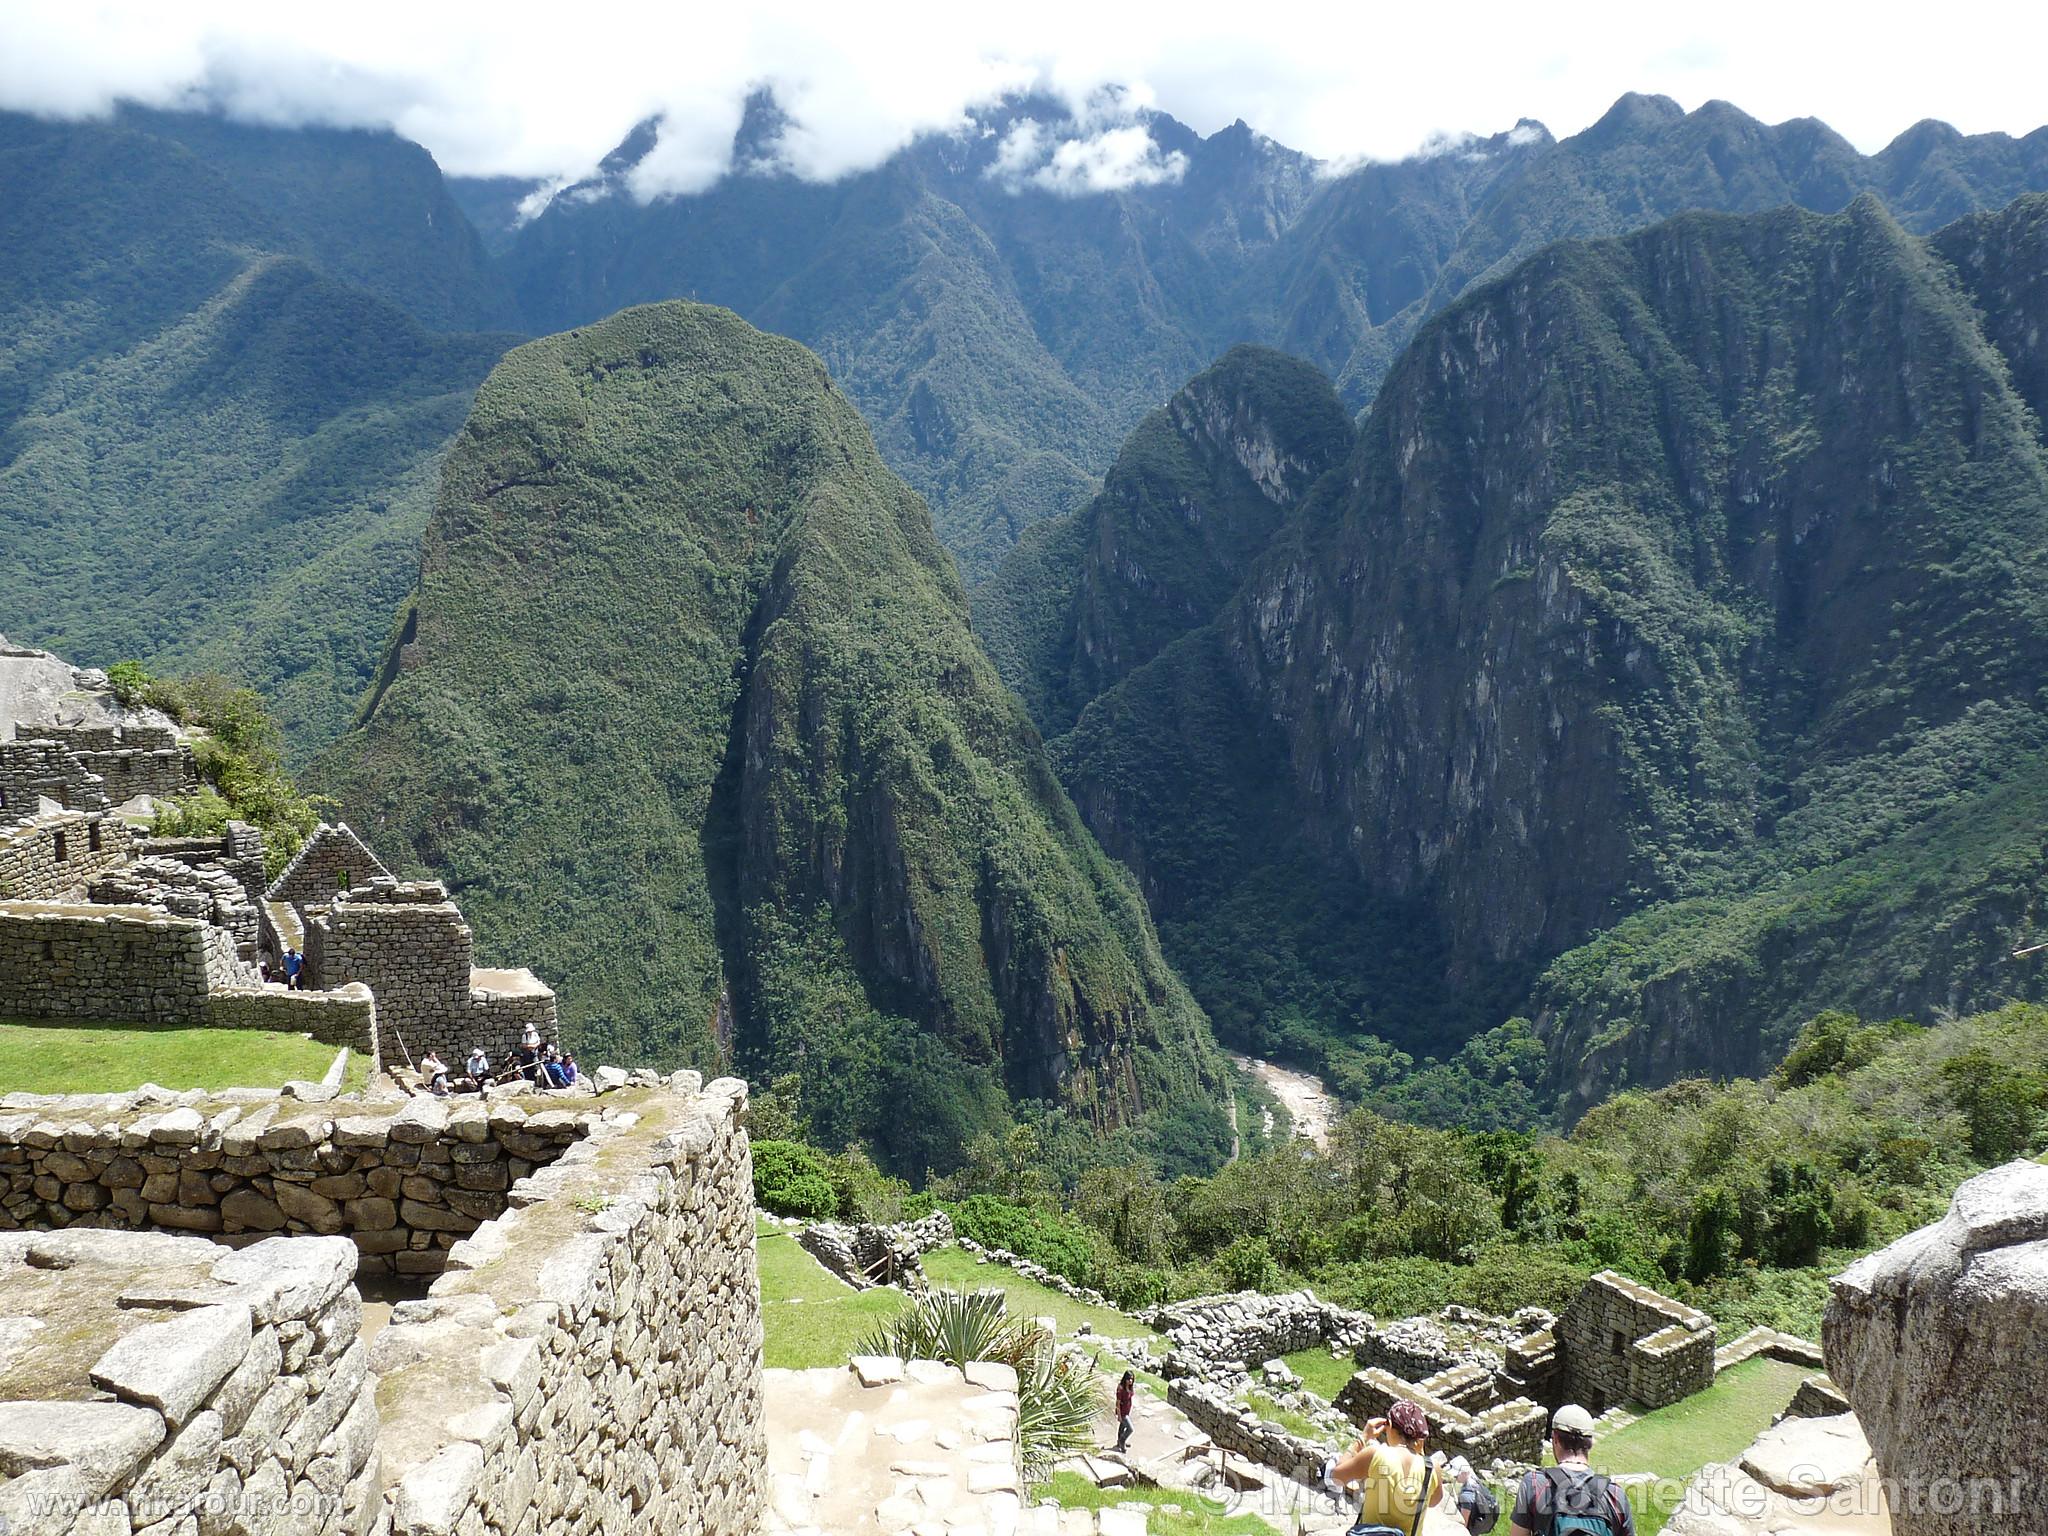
[{"xmin": 1941, "ymin": 1048, "xmax": 2046, "ymax": 1162}]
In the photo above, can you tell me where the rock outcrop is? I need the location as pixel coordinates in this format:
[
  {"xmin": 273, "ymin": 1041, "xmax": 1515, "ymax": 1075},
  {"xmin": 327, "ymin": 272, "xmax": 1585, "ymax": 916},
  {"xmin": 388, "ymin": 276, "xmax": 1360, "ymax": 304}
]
[{"xmin": 1823, "ymin": 1157, "xmax": 2048, "ymax": 1534}]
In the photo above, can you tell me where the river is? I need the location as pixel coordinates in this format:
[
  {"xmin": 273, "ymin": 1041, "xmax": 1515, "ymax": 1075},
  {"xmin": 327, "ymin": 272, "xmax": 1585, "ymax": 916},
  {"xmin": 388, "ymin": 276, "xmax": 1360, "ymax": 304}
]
[{"xmin": 1227, "ymin": 1051, "xmax": 1339, "ymax": 1150}]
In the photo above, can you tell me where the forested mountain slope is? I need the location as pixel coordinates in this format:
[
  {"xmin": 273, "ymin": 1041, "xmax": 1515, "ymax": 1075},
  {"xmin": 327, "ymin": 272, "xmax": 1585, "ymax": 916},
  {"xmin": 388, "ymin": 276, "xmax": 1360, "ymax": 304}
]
[
  {"xmin": 1002, "ymin": 193, "xmax": 2048, "ymax": 1115},
  {"xmin": 495, "ymin": 93, "xmax": 2048, "ymax": 573},
  {"xmin": 310, "ymin": 302, "xmax": 1228, "ymax": 1176},
  {"xmin": 0, "ymin": 109, "xmax": 518, "ymax": 748}
]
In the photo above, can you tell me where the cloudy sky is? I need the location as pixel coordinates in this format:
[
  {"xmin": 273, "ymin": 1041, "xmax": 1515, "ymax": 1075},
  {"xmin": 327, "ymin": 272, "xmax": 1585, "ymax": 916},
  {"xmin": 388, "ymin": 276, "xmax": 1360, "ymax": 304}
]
[{"xmin": 3, "ymin": 0, "xmax": 2044, "ymax": 197}]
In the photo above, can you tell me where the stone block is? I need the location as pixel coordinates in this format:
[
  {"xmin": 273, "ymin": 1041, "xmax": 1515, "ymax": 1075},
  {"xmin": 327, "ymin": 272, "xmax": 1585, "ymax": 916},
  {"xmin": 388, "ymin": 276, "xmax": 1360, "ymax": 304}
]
[{"xmin": 89, "ymin": 1304, "xmax": 253, "ymax": 1426}]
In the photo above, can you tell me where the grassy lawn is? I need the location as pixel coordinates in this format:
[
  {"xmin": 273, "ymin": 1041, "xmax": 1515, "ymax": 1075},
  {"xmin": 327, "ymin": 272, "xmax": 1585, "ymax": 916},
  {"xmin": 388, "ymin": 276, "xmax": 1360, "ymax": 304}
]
[
  {"xmin": 1597, "ymin": 1356, "xmax": 1808, "ymax": 1536},
  {"xmin": 0, "ymin": 1018, "xmax": 355, "ymax": 1095},
  {"xmin": 1282, "ymin": 1346, "xmax": 1358, "ymax": 1403},
  {"xmin": 920, "ymin": 1246, "xmax": 1161, "ymax": 1342},
  {"xmin": 1033, "ymin": 1472, "xmax": 1272, "ymax": 1535},
  {"xmin": 1244, "ymin": 1388, "xmax": 1337, "ymax": 1445},
  {"xmin": 756, "ymin": 1222, "xmax": 905, "ymax": 1369}
]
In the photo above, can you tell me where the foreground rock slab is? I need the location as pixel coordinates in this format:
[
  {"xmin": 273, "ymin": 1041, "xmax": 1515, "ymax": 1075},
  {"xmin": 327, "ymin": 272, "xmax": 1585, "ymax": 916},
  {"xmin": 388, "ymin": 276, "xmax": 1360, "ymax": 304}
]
[{"xmin": 1824, "ymin": 1158, "xmax": 2048, "ymax": 1535}]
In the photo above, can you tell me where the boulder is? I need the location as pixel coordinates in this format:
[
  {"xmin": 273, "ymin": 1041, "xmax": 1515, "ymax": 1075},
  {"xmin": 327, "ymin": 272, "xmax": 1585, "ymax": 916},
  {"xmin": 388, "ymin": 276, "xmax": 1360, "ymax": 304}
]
[
  {"xmin": 1823, "ymin": 1157, "xmax": 2048, "ymax": 1534},
  {"xmin": 1738, "ymin": 1412, "xmax": 1870, "ymax": 1497}
]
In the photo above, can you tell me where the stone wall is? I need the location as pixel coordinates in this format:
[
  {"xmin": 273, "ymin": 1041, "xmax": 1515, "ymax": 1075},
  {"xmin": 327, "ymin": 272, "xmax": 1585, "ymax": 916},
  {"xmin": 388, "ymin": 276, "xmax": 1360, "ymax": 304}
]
[
  {"xmin": 0, "ymin": 1229, "xmax": 376, "ymax": 1536},
  {"xmin": 370, "ymin": 1077, "xmax": 766, "ymax": 1536},
  {"xmin": 0, "ymin": 810, "xmax": 134, "ymax": 900},
  {"xmin": 0, "ymin": 898, "xmax": 240, "ymax": 1023},
  {"xmin": 203, "ymin": 982, "xmax": 379, "ymax": 1056},
  {"xmin": 0, "ymin": 1090, "xmax": 592, "ymax": 1278},
  {"xmin": 91, "ymin": 855, "xmax": 262, "ymax": 961},
  {"xmin": 33, "ymin": 722, "xmax": 198, "ymax": 804},
  {"xmin": 1168, "ymin": 1377, "xmax": 1329, "ymax": 1484},
  {"xmin": 139, "ymin": 821, "xmax": 267, "ymax": 910},
  {"xmin": 0, "ymin": 1078, "xmax": 769, "ymax": 1536},
  {"xmin": 797, "ymin": 1210, "xmax": 953, "ymax": 1290},
  {"xmin": 1155, "ymin": 1289, "xmax": 1376, "ymax": 1373},
  {"xmin": 0, "ymin": 737, "xmax": 110, "ymax": 814},
  {"xmin": 305, "ymin": 880, "xmax": 560, "ymax": 1064},
  {"xmin": 266, "ymin": 823, "xmax": 390, "ymax": 915},
  {"xmin": 1333, "ymin": 1366, "xmax": 1548, "ymax": 1465},
  {"xmin": 1556, "ymin": 1270, "xmax": 1714, "ymax": 1412}
]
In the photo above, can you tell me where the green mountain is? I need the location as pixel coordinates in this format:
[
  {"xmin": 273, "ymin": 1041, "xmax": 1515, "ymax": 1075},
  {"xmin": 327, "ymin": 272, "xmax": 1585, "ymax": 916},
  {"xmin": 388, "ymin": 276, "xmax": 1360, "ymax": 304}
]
[
  {"xmin": 310, "ymin": 301, "xmax": 1228, "ymax": 1176},
  {"xmin": 498, "ymin": 95, "xmax": 2048, "ymax": 574},
  {"xmin": 0, "ymin": 109, "xmax": 518, "ymax": 749},
  {"xmin": 999, "ymin": 193, "xmax": 2048, "ymax": 1115}
]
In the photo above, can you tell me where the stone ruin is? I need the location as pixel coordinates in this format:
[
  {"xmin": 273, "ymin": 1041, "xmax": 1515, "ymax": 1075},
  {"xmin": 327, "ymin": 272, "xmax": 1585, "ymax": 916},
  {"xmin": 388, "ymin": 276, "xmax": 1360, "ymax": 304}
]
[
  {"xmin": 797, "ymin": 1210, "xmax": 953, "ymax": 1290},
  {"xmin": 1151, "ymin": 1289, "xmax": 1375, "ymax": 1383},
  {"xmin": 0, "ymin": 1076, "xmax": 768, "ymax": 1536},
  {"xmin": 1328, "ymin": 1274, "xmax": 1716, "ymax": 1469},
  {"xmin": 0, "ymin": 689, "xmax": 564, "ymax": 1080}
]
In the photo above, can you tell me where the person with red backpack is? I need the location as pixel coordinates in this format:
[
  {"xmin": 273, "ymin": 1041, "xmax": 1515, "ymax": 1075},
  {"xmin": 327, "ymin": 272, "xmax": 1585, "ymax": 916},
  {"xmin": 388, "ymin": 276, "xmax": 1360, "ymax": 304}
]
[{"xmin": 1509, "ymin": 1405, "xmax": 1635, "ymax": 1536}]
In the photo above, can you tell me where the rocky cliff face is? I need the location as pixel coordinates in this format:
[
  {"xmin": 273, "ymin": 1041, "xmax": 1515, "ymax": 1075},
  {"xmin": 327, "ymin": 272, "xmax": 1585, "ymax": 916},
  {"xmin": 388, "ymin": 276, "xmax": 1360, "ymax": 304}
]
[
  {"xmin": 1231, "ymin": 194, "xmax": 2048, "ymax": 1084},
  {"xmin": 312, "ymin": 302, "xmax": 1224, "ymax": 1173},
  {"xmin": 975, "ymin": 346, "xmax": 1353, "ymax": 736},
  {"xmin": 1010, "ymin": 194, "xmax": 2048, "ymax": 1104}
]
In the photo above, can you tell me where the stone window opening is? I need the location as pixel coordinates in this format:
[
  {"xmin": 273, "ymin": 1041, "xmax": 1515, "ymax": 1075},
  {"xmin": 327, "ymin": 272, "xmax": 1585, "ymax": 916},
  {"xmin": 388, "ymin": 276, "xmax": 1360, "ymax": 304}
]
[
  {"xmin": 89, "ymin": 822, "xmax": 103, "ymax": 852},
  {"xmin": 0, "ymin": 786, "xmax": 8, "ymax": 808},
  {"xmin": 120, "ymin": 754, "xmax": 133, "ymax": 775},
  {"xmin": 53, "ymin": 829, "xmax": 67, "ymax": 861},
  {"xmin": 40, "ymin": 940, "xmax": 53, "ymax": 961},
  {"xmin": 1611, "ymin": 1330, "xmax": 1626, "ymax": 1356}
]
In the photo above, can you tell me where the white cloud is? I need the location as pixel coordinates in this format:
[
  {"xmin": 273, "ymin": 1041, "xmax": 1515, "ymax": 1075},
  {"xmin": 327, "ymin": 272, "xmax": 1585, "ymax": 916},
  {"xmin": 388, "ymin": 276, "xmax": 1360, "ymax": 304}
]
[{"xmin": 0, "ymin": 0, "xmax": 2043, "ymax": 196}]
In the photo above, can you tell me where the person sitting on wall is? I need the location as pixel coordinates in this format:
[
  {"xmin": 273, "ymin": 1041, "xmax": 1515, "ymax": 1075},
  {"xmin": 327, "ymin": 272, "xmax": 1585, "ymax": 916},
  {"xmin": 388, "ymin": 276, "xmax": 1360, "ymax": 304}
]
[
  {"xmin": 462, "ymin": 1044, "xmax": 490, "ymax": 1093},
  {"xmin": 555, "ymin": 1051, "xmax": 579, "ymax": 1087},
  {"xmin": 1507, "ymin": 1404, "xmax": 1633, "ymax": 1536},
  {"xmin": 1320, "ymin": 1400, "xmax": 1447, "ymax": 1536},
  {"xmin": 418, "ymin": 1050, "xmax": 451, "ymax": 1095},
  {"xmin": 537, "ymin": 1042, "xmax": 568, "ymax": 1088}
]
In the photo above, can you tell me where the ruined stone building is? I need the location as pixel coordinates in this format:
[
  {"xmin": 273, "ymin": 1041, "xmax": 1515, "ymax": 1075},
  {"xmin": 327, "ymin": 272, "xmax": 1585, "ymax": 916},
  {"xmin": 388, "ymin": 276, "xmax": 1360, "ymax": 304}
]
[{"xmin": 0, "ymin": 658, "xmax": 555, "ymax": 1074}]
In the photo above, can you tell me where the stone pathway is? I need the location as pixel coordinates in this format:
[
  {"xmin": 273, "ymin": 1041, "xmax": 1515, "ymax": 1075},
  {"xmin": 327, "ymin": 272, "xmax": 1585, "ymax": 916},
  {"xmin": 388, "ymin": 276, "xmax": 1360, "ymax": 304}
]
[{"xmin": 765, "ymin": 1358, "xmax": 1028, "ymax": 1535}]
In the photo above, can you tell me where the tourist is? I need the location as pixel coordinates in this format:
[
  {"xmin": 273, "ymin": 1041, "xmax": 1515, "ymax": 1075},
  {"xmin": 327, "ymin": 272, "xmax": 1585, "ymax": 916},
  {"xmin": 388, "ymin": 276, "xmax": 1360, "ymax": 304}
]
[
  {"xmin": 1113, "ymin": 1370, "xmax": 1135, "ymax": 1454},
  {"xmin": 513, "ymin": 1027, "xmax": 543, "ymax": 1083},
  {"xmin": 556, "ymin": 1051, "xmax": 579, "ymax": 1087},
  {"xmin": 418, "ymin": 1050, "xmax": 451, "ymax": 1095},
  {"xmin": 463, "ymin": 1044, "xmax": 491, "ymax": 1093},
  {"xmin": 1320, "ymin": 1400, "xmax": 1446, "ymax": 1536},
  {"xmin": 283, "ymin": 946, "xmax": 304, "ymax": 990},
  {"xmin": 1507, "ymin": 1405, "xmax": 1632, "ymax": 1536},
  {"xmin": 1445, "ymin": 1455, "xmax": 1501, "ymax": 1532}
]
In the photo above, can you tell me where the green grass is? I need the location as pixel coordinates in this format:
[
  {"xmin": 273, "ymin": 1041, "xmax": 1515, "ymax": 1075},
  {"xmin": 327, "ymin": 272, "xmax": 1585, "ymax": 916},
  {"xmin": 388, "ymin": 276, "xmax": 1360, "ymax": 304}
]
[
  {"xmin": 0, "ymin": 1018, "xmax": 355, "ymax": 1095},
  {"xmin": 1244, "ymin": 1388, "xmax": 1335, "ymax": 1444},
  {"xmin": 755, "ymin": 1223, "xmax": 905, "ymax": 1369},
  {"xmin": 1281, "ymin": 1346, "xmax": 1358, "ymax": 1403},
  {"xmin": 921, "ymin": 1246, "xmax": 1161, "ymax": 1342},
  {"xmin": 1595, "ymin": 1356, "xmax": 1809, "ymax": 1536},
  {"xmin": 1033, "ymin": 1472, "xmax": 1273, "ymax": 1536}
]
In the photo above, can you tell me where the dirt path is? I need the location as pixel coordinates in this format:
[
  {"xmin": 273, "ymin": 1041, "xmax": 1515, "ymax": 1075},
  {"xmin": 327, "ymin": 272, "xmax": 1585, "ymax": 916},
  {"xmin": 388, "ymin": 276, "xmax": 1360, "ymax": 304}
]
[{"xmin": 1229, "ymin": 1052, "xmax": 1339, "ymax": 1150}]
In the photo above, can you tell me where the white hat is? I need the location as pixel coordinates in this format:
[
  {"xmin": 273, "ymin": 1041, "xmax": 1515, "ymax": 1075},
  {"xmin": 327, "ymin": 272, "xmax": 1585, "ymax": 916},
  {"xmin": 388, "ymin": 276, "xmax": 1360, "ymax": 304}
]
[{"xmin": 1552, "ymin": 1404, "xmax": 1598, "ymax": 1438}]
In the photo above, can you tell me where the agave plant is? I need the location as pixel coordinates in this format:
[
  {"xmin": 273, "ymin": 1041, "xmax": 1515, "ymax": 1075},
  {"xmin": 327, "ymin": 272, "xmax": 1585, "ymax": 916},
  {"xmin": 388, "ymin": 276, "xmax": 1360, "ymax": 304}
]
[{"xmin": 856, "ymin": 1287, "xmax": 1102, "ymax": 1480}]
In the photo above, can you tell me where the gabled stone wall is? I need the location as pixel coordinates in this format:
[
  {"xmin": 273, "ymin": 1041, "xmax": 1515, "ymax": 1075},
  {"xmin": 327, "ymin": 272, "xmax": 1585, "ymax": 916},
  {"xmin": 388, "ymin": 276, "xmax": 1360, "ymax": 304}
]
[
  {"xmin": 1556, "ymin": 1270, "xmax": 1714, "ymax": 1412},
  {"xmin": 265, "ymin": 822, "xmax": 390, "ymax": 915}
]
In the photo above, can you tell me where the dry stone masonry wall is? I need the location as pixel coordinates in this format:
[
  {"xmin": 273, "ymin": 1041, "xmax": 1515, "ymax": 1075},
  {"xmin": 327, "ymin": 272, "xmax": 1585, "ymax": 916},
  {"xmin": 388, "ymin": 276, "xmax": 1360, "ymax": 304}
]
[
  {"xmin": 0, "ymin": 1229, "xmax": 376, "ymax": 1536},
  {"xmin": 0, "ymin": 1087, "xmax": 588, "ymax": 1278},
  {"xmin": 370, "ymin": 1076, "xmax": 766, "ymax": 1536},
  {"xmin": 0, "ymin": 811, "xmax": 133, "ymax": 902},
  {"xmin": 0, "ymin": 739, "xmax": 110, "ymax": 816},
  {"xmin": 264, "ymin": 823, "xmax": 390, "ymax": 916},
  {"xmin": 1556, "ymin": 1270, "xmax": 1715, "ymax": 1411},
  {"xmin": 0, "ymin": 1078, "xmax": 767, "ymax": 1536}
]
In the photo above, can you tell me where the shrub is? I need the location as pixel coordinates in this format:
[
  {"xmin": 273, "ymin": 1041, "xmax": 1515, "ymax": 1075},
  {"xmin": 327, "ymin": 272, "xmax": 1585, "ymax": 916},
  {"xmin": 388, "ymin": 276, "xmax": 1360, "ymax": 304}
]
[
  {"xmin": 947, "ymin": 1194, "xmax": 1097, "ymax": 1287},
  {"xmin": 752, "ymin": 1139, "xmax": 838, "ymax": 1219},
  {"xmin": 1219, "ymin": 1234, "xmax": 1279, "ymax": 1292}
]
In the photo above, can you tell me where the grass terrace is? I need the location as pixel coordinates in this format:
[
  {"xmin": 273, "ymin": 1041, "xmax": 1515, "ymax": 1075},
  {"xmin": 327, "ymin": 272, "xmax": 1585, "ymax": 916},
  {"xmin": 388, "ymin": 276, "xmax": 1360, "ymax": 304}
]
[
  {"xmin": 756, "ymin": 1220, "xmax": 904, "ymax": 1369},
  {"xmin": 920, "ymin": 1246, "xmax": 1160, "ymax": 1342},
  {"xmin": 1280, "ymin": 1346, "xmax": 1359, "ymax": 1404},
  {"xmin": 0, "ymin": 1017, "xmax": 362, "ymax": 1096}
]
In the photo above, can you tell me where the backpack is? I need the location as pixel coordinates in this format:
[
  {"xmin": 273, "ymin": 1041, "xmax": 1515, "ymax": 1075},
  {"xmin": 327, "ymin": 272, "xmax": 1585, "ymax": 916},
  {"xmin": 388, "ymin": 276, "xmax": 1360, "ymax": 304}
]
[
  {"xmin": 1533, "ymin": 1466, "xmax": 1620, "ymax": 1536},
  {"xmin": 1458, "ymin": 1477, "xmax": 1502, "ymax": 1533}
]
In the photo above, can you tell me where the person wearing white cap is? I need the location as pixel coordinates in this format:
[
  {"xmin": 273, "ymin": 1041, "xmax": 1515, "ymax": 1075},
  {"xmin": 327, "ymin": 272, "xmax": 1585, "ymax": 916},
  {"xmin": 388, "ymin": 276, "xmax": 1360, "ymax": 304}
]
[{"xmin": 1508, "ymin": 1404, "xmax": 1634, "ymax": 1536}]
